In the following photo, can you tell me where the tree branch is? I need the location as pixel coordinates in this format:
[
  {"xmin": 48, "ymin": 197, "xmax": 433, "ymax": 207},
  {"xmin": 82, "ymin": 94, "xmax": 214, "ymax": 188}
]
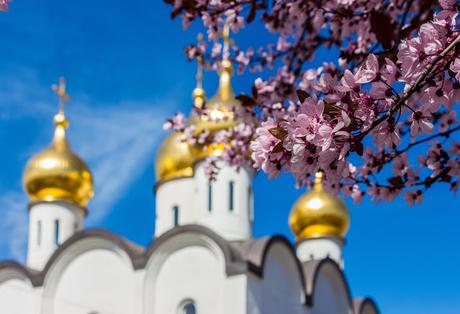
[{"xmin": 357, "ymin": 33, "xmax": 460, "ymax": 141}]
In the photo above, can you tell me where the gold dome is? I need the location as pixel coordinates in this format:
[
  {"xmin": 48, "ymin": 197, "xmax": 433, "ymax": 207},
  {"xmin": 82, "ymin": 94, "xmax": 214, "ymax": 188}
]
[
  {"xmin": 189, "ymin": 60, "xmax": 239, "ymax": 134},
  {"xmin": 289, "ymin": 172, "xmax": 350, "ymax": 239},
  {"xmin": 188, "ymin": 60, "xmax": 240, "ymax": 159},
  {"xmin": 155, "ymin": 55, "xmax": 207, "ymax": 183},
  {"xmin": 23, "ymin": 112, "xmax": 94, "ymax": 208},
  {"xmin": 155, "ymin": 131, "xmax": 196, "ymax": 182},
  {"xmin": 156, "ymin": 28, "xmax": 241, "ymax": 184}
]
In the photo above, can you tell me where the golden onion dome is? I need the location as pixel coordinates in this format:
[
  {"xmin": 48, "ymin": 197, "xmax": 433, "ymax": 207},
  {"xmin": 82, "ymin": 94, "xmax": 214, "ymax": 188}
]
[
  {"xmin": 188, "ymin": 60, "xmax": 240, "ymax": 157},
  {"xmin": 155, "ymin": 131, "xmax": 195, "ymax": 182},
  {"xmin": 189, "ymin": 60, "xmax": 240, "ymax": 134},
  {"xmin": 155, "ymin": 28, "xmax": 241, "ymax": 184},
  {"xmin": 23, "ymin": 112, "xmax": 94, "ymax": 208},
  {"xmin": 289, "ymin": 172, "xmax": 350, "ymax": 239},
  {"xmin": 155, "ymin": 71, "xmax": 207, "ymax": 183}
]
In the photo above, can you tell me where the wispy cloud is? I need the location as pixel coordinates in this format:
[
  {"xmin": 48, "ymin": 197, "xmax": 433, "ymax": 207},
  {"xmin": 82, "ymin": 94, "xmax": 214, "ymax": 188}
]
[
  {"xmin": 0, "ymin": 191, "xmax": 28, "ymax": 262},
  {"xmin": 0, "ymin": 74, "xmax": 174, "ymax": 260},
  {"xmin": 70, "ymin": 101, "xmax": 168, "ymax": 224}
]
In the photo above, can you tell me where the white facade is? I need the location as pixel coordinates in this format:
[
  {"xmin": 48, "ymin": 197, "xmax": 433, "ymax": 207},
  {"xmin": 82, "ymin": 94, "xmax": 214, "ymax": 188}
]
[
  {"xmin": 296, "ymin": 237, "xmax": 345, "ymax": 268},
  {"xmin": 0, "ymin": 226, "xmax": 379, "ymax": 314},
  {"xmin": 155, "ymin": 161, "xmax": 253, "ymax": 241},
  {"xmin": 27, "ymin": 202, "xmax": 84, "ymax": 270},
  {"xmin": 0, "ymin": 159, "xmax": 379, "ymax": 314}
]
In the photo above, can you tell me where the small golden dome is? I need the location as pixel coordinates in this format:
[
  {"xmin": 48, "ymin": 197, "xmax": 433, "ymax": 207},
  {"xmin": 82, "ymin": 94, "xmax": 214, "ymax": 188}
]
[
  {"xmin": 289, "ymin": 172, "xmax": 350, "ymax": 239},
  {"xmin": 155, "ymin": 131, "xmax": 196, "ymax": 182},
  {"xmin": 155, "ymin": 28, "xmax": 240, "ymax": 183},
  {"xmin": 189, "ymin": 60, "xmax": 239, "ymax": 134},
  {"xmin": 23, "ymin": 112, "xmax": 94, "ymax": 208}
]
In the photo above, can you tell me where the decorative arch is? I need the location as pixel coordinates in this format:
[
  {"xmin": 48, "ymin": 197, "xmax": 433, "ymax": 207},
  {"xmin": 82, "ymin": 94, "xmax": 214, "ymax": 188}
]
[
  {"xmin": 0, "ymin": 261, "xmax": 38, "ymax": 286},
  {"xmin": 40, "ymin": 229, "xmax": 143, "ymax": 314},
  {"xmin": 353, "ymin": 298, "xmax": 380, "ymax": 314},
  {"xmin": 143, "ymin": 224, "xmax": 245, "ymax": 314},
  {"xmin": 303, "ymin": 258, "xmax": 353, "ymax": 309}
]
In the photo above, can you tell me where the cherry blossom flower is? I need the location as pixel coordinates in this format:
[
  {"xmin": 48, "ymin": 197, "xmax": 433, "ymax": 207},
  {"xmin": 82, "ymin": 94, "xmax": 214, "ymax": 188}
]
[
  {"xmin": 408, "ymin": 111, "xmax": 434, "ymax": 137},
  {"xmin": 404, "ymin": 190, "xmax": 423, "ymax": 207},
  {"xmin": 165, "ymin": 0, "xmax": 460, "ymax": 206},
  {"xmin": 163, "ymin": 113, "xmax": 186, "ymax": 131},
  {"xmin": 0, "ymin": 0, "xmax": 11, "ymax": 11}
]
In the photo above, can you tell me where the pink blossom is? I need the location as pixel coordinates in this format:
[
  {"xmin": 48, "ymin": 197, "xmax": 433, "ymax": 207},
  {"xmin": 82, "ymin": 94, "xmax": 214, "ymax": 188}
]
[
  {"xmin": 408, "ymin": 111, "xmax": 433, "ymax": 137},
  {"xmin": 450, "ymin": 58, "xmax": 460, "ymax": 81},
  {"xmin": 0, "ymin": 0, "xmax": 11, "ymax": 11},
  {"xmin": 166, "ymin": 0, "xmax": 460, "ymax": 204},
  {"xmin": 404, "ymin": 190, "xmax": 423, "ymax": 207},
  {"xmin": 163, "ymin": 113, "xmax": 186, "ymax": 131},
  {"xmin": 337, "ymin": 70, "xmax": 359, "ymax": 93},
  {"xmin": 355, "ymin": 54, "xmax": 379, "ymax": 84},
  {"xmin": 439, "ymin": 110, "xmax": 457, "ymax": 132},
  {"xmin": 440, "ymin": 0, "xmax": 457, "ymax": 10}
]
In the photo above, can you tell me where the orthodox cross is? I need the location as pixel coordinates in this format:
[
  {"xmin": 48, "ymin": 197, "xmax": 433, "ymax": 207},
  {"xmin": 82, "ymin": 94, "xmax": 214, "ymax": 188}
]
[
  {"xmin": 51, "ymin": 77, "xmax": 71, "ymax": 114},
  {"xmin": 222, "ymin": 23, "xmax": 230, "ymax": 61}
]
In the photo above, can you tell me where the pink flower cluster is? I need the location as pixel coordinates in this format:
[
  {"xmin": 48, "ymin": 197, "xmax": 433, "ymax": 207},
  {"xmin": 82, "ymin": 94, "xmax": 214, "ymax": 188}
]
[
  {"xmin": 166, "ymin": 0, "xmax": 460, "ymax": 206},
  {"xmin": 0, "ymin": 0, "xmax": 11, "ymax": 11}
]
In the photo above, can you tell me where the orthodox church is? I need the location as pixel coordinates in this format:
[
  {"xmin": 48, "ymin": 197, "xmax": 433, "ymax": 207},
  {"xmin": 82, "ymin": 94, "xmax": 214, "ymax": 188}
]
[{"xmin": 0, "ymin": 30, "xmax": 379, "ymax": 314}]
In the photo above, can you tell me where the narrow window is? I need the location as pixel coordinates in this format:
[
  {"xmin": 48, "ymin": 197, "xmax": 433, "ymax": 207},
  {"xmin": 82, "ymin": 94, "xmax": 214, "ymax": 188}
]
[
  {"xmin": 248, "ymin": 186, "xmax": 254, "ymax": 221},
  {"xmin": 173, "ymin": 206, "xmax": 179, "ymax": 226},
  {"xmin": 228, "ymin": 181, "xmax": 235, "ymax": 212},
  {"xmin": 37, "ymin": 220, "xmax": 42, "ymax": 247},
  {"xmin": 54, "ymin": 219, "xmax": 60, "ymax": 246},
  {"xmin": 182, "ymin": 302, "xmax": 196, "ymax": 314},
  {"xmin": 208, "ymin": 181, "xmax": 213, "ymax": 212}
]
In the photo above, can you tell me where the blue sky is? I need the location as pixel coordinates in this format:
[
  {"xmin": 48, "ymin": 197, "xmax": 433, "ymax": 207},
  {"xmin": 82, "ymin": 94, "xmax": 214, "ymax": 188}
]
[{"xmin": 1, "ymin": 1, "xmax": 459, "ymax": 313}]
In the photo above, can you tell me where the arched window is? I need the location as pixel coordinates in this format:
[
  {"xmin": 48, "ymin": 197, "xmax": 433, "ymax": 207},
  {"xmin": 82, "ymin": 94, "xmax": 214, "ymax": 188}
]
[
  {"xmin": 173, "ymin": 205, "xmax": 179, "ymax": 226},
  {"xmin": 181, "ymin": 302, "xmax": 196, "ymax": 314}
]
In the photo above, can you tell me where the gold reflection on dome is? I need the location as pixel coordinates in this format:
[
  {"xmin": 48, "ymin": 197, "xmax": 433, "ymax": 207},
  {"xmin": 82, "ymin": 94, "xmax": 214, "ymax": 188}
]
[
  {"xmin": 156, "ymin": 27, "xmax": 241, "ymax": 183},
  {"xmin": 188, "ymin": 25, "xmax": 240, "ymax": 157},
  {"xmin": 155, "ymin": 131, "xmax": 195, "ymax": 182},
  {"xmin": 22, "ymin": 78, "xmax": 94, "ymax": 208},
  {"xmin": 189, "ymin": 59, "xmax": 239, "ymax": 134},
  {"xmin": 289, "ymin": 172, "xmax": 350, "ymax": 239},
  {"xmin": 155, "ymin": 35, "xmax": 207, "ymax": 183}
]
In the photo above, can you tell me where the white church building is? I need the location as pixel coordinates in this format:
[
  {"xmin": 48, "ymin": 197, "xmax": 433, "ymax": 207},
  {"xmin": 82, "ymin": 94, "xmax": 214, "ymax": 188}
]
[{"xmin": 0, "ymin": 32, "xmax": 379, "ymax": 314}]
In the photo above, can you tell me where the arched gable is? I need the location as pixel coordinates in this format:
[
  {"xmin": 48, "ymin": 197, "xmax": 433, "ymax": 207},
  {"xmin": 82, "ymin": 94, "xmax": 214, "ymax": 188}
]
[
  {"xmin": 242, "ymin": 236, "xmax": 307, "ymax": 313},
  {"xmin": 40, "ymin": 229, "xmax": 143, "ymax": 314},
  {"xmin": 353, "ymin": 298, "xmax": 379, "ymax": 314},
  {"xmin": 143, "ymin": 224, "xmax": 246, "ymax": 314},
  {"xmin": 0, "ymin": 261, "xmax": 40, "ymax": 314},
  {"xmin": 303, "ymin": 258, "xmax": 352, "ymax": 313},
  {"xmin": 0, "ymin": 261, "xmax": 38, "ymax": 286}
]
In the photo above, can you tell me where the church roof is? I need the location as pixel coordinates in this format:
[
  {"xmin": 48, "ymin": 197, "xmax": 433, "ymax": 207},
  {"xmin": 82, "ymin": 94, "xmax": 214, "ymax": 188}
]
[{"xmin": 0, "ymin": 224, "xmax": 378, "ymax": 312}]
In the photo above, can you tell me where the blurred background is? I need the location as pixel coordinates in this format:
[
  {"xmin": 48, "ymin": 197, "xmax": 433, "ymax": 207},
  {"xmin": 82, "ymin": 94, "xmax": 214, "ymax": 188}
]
[{"xmin": 0, "ymin": 1, "xmax": 459, "ymax": 313}]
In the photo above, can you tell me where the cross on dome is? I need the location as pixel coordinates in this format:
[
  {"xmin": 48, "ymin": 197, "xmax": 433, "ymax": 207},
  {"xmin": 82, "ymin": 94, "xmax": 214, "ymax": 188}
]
[
  {"xmin": 222, "ymin": 23, "xmax": 230, "ymax": 62},
  {"xmin": 51, "ymin": 77, "xmax": 71, "ymax": 115}
]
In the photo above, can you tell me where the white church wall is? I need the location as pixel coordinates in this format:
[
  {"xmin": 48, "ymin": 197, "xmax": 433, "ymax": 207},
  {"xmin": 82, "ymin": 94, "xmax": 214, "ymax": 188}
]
[
  {"xmin": 296, "ymin": 237, "xmax": 344, "ymax": 268},
  {"xmin": 155, "ymin": 177, "xmax": 196, "ymax": 237},
  {"xmin": 310, "ymin": 263, "xmax": 351, "ymax": 314},
  {"xmin": 195, "ymin": 161, "xmax": 253, "ymax": 240},
  {"xmin": 28, "ymin": 202, "xmax": 84, "ymax": 270},
  {"xmin": 41, "ymin": 239, "xmax": 139, "ymax": 314},
  {"xmin": 247, "ymin": 242, "xmax": 307, "ymax": 314},
  {"xmin": 0, "ymin": 274, "xmax": 41, "ymax": 314},
  {"xmin": 143, "ymin": 231, "xmax": 245, "ymax": 314}
]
